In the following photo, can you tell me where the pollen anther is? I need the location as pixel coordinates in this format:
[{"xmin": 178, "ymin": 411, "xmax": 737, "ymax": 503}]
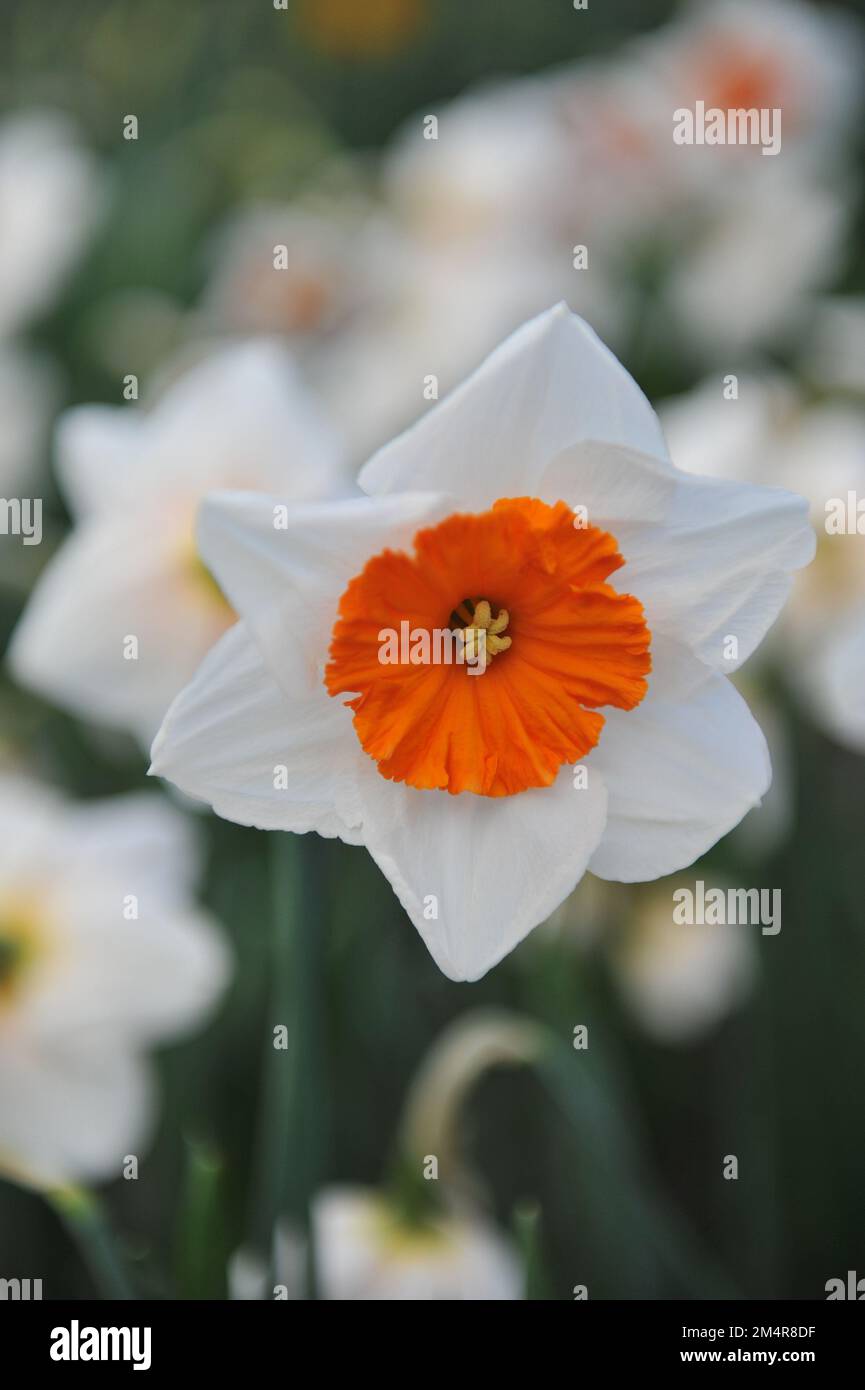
[{"xmin": 460, "ymin": 598, "xmax": 511, "ymax": 663}]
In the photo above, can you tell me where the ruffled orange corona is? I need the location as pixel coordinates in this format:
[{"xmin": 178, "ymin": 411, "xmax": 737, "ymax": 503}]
[{"xmin": 325, "ymin": 497, "xmax": 651, "ymax": 797}]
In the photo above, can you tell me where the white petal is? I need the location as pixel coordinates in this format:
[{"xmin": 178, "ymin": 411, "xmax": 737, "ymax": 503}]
[
  {"xmin": 358, "ymin": 303, "xmax": 670, "ymax": 507},
  {"xmin": 56, "ymin": 339, "xmax": 346, "ymax": 519},
  {"xmin": 0, "ymin": 775, "xmax": 62, "ymax": 881},
  {"xmin": 355, "ymin": 763, "xmax": 608, "ymax": 982},
  {"xmin": 588, "ymin": 638, "xmax": 770, "ymax": 882},
  {"xmin": 150, "ymin": 619, "xmax": 365, "ymax": 840},
  {"xmin": 143, "ymin": 338, "xmax": 347, "ymax": 499},
  {"xmin": 56, "ymin": 792, "xmax": 202, "ymax": 904},
  {"xmin": 55, "ymin": 404, "xmax": 147, "ymax": 518},
  {"xmin": 667, "ymin": 171, "xmax": 845, "ymax": 355},
  {"xmin": 196, "ymin": 489, "xmax": 451, "ymax": 695},
  {"xmin": 619, "ymin": 473, "xmax": 815, "ymax": 671},
  {"xmin": 0, "ymin": 111, "xmax": 102, "ymax": 339},
  {"xmin": 8, "ymin": 512, "xmax": 231, "ymax": 743},
  {"xmin": 804, "ymin": 612, "xmax": 865, "ymax": 752},
  {"xmin": 313, "ymin": 1187, "xmax": 522, "ymax": 1300},
  {"xmin": 539, "ymin": 440, "xmax": 676, "ymax": 524},
  {"xmin": 29, "ymin": 898, "xmax": 229, "ymax": 1045},
  {"xmin": 610, "ymin": 887, "xmax": 756, "ymax": 1044},
  {"xmin": 0, "ymin": 1044, "xmax": 152, "ymax": 1189}
]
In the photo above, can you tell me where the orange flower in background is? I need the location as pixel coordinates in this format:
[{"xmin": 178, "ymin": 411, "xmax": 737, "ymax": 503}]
[{"xmin": 296, "ymin": 0, "xmax": 428, "ymax": 61}]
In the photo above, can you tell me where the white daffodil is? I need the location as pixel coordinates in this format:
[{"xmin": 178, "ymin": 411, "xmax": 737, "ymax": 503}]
[
  {"xmin": 314, "ymin": 240, "xmax": 575, "ymax": 465},
  {"xmin": 0, "ymin": 110, "xmax": 102, "ymax": 339},
  {"xmin": 661, "ymin": 373, "xmax": 865, "ymax": 752},
  {"xmin": 609, "ymin": 880, "xmax": 756, "ymax": 1044},
  {"xmin": 0, "ymin": 774, "xmax": 228, "ymax": 1189},
  {"xmin": 642, "ymin": 0, "xmax": 863, "ymax": 172},
  {"xmin": 150, "ymin": 305, "xmax": 813, "ymax": 981},
  {"xmin": 199, "ymin": 195, "xmax": 409, "ymax": 346},
  {"xmin": 228, "ymin": 1194, "xmax": 521, "ymax": 1301},
  {"xmin": 384, "ymin": 77, "xmax": 563, "ymax": 256},
  {"xmin": 9, "ymin": 339, "xmax": 346, "ymax": 746},
  {"xmin": 663, "ymin": 165, "xmax": 846, "ymax": 359},
  {"xmin": 546, "ymin": 55, "xmax": 847, "ymax": 359},
  {"xmin": 313, "ymin": 1187, "xmax": 522, "ymax": 1301}
]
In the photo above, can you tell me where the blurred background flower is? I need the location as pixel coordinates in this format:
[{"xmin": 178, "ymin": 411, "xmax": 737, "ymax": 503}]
[
  {"xmin": 0, "ymin": 774, "xmax": 228, "ymax": 1191},
  {"xmin": 9, "ymin": 339, "xmax": 346, "ymax": 744},
  {"xmin": 1, "ymin": 0, "xmax": 865, "ymax": 1300}
]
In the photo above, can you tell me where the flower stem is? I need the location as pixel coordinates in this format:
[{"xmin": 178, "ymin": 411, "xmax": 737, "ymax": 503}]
[
  {"xmin": 175, "ymin": 1137, "xmax": 226, "ymax": 1299},
  {"xmin": 48, "ymin": 1186, "xmax": 134, "ymax": 1300},
  {"xmin": 249, "ymin": 832, "xmax": 329, "ymax": 1296}
]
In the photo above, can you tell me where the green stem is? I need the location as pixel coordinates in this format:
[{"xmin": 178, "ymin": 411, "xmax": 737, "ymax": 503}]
[
  {"xmin": 48, "ymin": 1186, "xmax": 134, "ymax": 1300},
  {"xmin": 513, "ymin": 1201, "xmax": 553, "ymax": 1301},
  {"xmin": 249, "ymin": 833, "xmax": 329, "ymax": 1296},
  {"xmin": 175, "ymin": 1138, "xmax": 225, "ymax": 1300}
]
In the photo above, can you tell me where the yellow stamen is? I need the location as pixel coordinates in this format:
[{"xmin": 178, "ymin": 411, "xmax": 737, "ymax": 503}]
[
  {"xmin": 472, "ymin": 599, "xmax": 492, "ymax": 629},
  {"xmin": 0, "ymin": 899, "xmax": 46, "ymax": 1009},
  {"xmin": 459, "ymin": 597, "xmax": 511, "ymax": 667}
]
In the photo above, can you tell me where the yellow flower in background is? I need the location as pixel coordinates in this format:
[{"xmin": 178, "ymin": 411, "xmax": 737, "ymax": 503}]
[{"xmin": 296, "ymin": 0, "xmax": 427, "ymax": 61}]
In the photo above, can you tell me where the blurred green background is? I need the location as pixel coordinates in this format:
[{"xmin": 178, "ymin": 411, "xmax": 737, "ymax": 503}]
[{"xmin": 2, "ymin": 0, "xmax": 865, "ymax": 1300}]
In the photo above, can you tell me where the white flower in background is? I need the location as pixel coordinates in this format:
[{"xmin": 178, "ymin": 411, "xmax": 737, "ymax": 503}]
[
  {"xmin": 313, "ymin": 1188, "xmax": 522, "ymax": 1300},
  {"xmin": 0, "ymin": 112, "xmax": 99, "ymax": 496},
  {"xmin": 661, "ymin": 374, "xmax": 865, "ymax": 751},
  {"xmin": 198, "ymin": 155, "xmax": 581, "ymax": 464},
  {"xmin": 609, "ymin": 881, "xmax": 756, "ymax": 1044},
  {"xmin": 380, "ymin": 75, "xmax": 626, "ymax": 363},
  {"xmin": 9, "ymin": 339, "xmax": 346, "ymax": 746},
  {"xmin": 0, "ymin": 346, "xmax": 57, "ymax": 493},
  {"xmin": 547, "ymin": 57, "xmax": 685, "ymax": 246},
  {"xmin": 228, "ymin": 1194, "xmax": 521, "ymax": 1301},
  {"xmin": 643, "ymin": 0, "xmax": 863, "ymax": 172},
  {"xmin": 0, "ymin": 775, "xmax": 228, "ymax": 1189},
  {"xmin": 545, "ymin": 61, "xmax": 847, "ymax": 358},
  {"xmin": 0, "ymin": 111, "xmax": 102, "ymax": 339},
  {"xmin": 384, "ymin": 78, "xmax": 562, "ymax": 255},
  {"xmin": 314, "ymin": 241, "xmax": 578, "ymax": 465},
  {"xmin": 663, "ymin": 166, "xmax": 846, "ymax": 358},
  {"xmin": 539, "ymin": 0, "xmax": 859, "ymax": 358},
  {"xmin": 151, "ymin": 306, "xmax": 813, "ymax": 981},
  {"xmin": 199, "ymin": 196, "xmax": 409, "ymax": 345}
]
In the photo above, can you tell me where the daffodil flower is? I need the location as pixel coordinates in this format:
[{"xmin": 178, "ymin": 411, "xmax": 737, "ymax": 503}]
[
  {"xmin": 312, "ymin": 1187, "xmax": 522, "ymax": 1300},
  {"xmin": 10, "ymin": 340, "xmax": 346, "ymax": 746},
  {"xmin": 661, "ymin": 372, "xmax": 865, "ymax": 752},
  {"xmin": 0, "ymin": 776, "xmax": 228, "ymax": 1189},
  {"xmin": 0, "ymin": 111, "xmax": 102, "ymax": 340},
  {"xmin": 150, "ymin": 306, "xmax": 814, "ymax": 981},
  {"xmin": 228, "ymin": 1195, "xmax": 521, "ymax": 1301}
]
